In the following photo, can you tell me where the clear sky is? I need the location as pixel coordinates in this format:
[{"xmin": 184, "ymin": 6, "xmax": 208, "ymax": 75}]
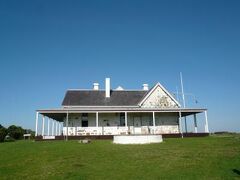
[{"xmin": 0, "ymin": 0, "xmax": 240, "ymax": 132}]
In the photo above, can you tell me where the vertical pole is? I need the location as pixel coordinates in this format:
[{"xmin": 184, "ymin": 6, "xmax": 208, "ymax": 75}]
[
  {"xmin": 52, "ymin": 119, "xmax": 54, "ymax": 136},
  {"xmin": 56, "ymin": 122, "xmax": 58, "ymax": 136},
  {"xmin": 55, "ymin": 121, "xmax": 58, "ymax": 136},
  {"xmin": 179, "ymin": 111, "xmax": 183, "ymax": 138},
  {"xmin": 194, "ymin": 114, "xmax": 197, "ymax": 133},
  {"xmin": 47, "ymin": 117, "xmax": 50, "ymax": 136},
  {"xmin": 66, "ymin": 111, "xmax": 69, "ymax": 141},
  {"xmin": 63, "ymin": 120, "xmax": 65, "ymax": 140},
  {"xmin": 42, "ymin": 115, "xmax": 45, "ymax": 136},
  {"xmin": 153, "ymin": 112, "xmax": 156, "ymax": 134},
  {"xmin": 125, "ymin": 112, "xmax": 128, "ymax": 135},
  {"xmin": 180, "ymin": 72, "xmax": 186, "ymax": 107},
  {"xmin": 58, "ymin": 122, "xmax": 61, "ymax": 136},
  {"xmin": 204, "ymin": 111, "xmax": 209, "ymax": 133},
  {"xmin": 125, "ymin": 112, "xmax": 128, "ymax": 127},
  {"xmin": 96, "ymin": 112, "xmax": 99, "ymax": 135},
  {"xmin": 35, "ymin": 112, "xmax": 39, "ymax": 136},
  {"xmin": 180, "ymin": 72, "xmax": 188, "ymax": 133},
  {"xmin": 96, "ymin": 112, "xmax": 99, "ymax": 127},
  {"xmin": 184, "ymin": 117, "xmax": 187, "ymax": 133}
]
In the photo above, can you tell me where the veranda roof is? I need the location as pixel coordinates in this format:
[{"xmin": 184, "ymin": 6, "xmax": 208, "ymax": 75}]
[{"xmin": 37, "ymin": 107, "xmax": 207, "ymax": 122}]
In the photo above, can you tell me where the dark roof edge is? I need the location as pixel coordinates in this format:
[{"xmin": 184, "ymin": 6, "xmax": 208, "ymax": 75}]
[{"xmin": 66, "ymin": 89, "xmax": 148, "ymax": 91}]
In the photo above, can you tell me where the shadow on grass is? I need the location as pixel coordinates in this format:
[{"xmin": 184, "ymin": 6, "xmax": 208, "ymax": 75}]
[{"xmin": 232, "ymin": 169, "xmax": 240, "ymax": 176}]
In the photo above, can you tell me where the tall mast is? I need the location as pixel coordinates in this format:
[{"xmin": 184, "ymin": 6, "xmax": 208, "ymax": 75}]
[
  {"xmin": 180, "ymin": 72, "xmax": 187, "ymax": 133},
  {"xmin": 180, "ymin": 72, "xmax": 186, "ymax": 108}
]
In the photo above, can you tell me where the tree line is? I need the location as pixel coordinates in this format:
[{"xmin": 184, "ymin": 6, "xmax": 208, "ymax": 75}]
[{"xmin": 0, "ymin": 124, "xmax": 35, "ymax": 142}]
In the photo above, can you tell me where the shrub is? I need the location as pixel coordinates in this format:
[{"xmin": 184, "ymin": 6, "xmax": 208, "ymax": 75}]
[
  {"xmin": 8, "ymin": 125, "xmax": 25, "ymax": 140},
  {"xmin": 0, "ymin": 125, "xmax": 7, "ymax": 142}
]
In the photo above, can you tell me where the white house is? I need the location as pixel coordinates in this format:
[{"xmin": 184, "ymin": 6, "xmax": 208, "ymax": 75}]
[{"xmin": 35, "ymin": 78, "xmax": 209, "ymax": 140}]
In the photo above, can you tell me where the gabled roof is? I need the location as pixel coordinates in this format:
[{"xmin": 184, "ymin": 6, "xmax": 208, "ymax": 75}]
[
  {"xmin": 62, "ymin": 90, "xmax": 148, "ymax": 106},
  {"xmin": 138, "ymin": 82, "xmax": 181, "ymax": 107}
]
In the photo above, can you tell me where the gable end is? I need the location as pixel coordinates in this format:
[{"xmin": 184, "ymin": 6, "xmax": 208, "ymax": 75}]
[{"xmin": 139, "ymin": 83, "xmax": 180, "ymax": 108}]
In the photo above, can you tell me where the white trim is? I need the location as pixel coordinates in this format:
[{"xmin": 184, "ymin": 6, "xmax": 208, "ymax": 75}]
[
  {"xmin": 96, "ymin": 112, "xmax": 99, "ymax": 127},
  {"xmin": 204, "ymin": 111, "xmax": 209, "ymax": 133},
  {"xmin": 35, "ymin": 112, "xmax": 39, "ymax": 136},
  {"xmin": 38, "ymin": 108, "xmax": 206, "ymax": 114},
  {"xmin": 58, "ymin": 122, "xmax": 61, "ymax": 135},
  {"xmin": 152, "ymin": 112, "xmax": 156, "ymax": 134},
  {"xmin": 138, "ymin": 82, "xmax": 181, "ymax": 107},
  {"xmin": 178, "ymin": 111, "xmax": 183, "ymax": 138},
  {"xmin": 38, "ymin": 108, "xmax": 206, "ymax": 111},
  {"xmin": 66, "ymin": 111, "xmax": 69, "ymax": 141},
  {"xmin": 47, "ymin": 117, "xmax": 50, "ymax": 136},
  {"xmin": 125, "ymin": 112, "xmax": 128, "ymax": 127},
  {"xmin": 55, "ymin": 121, "xmax": 58, "ymax": 136},
  {"xmin": 52, "ymin": 119, "xmax": 54, "ymax": 136},
  {"xmin": 42, "ymin": 115, "xmax": 45, "ymax": 136}
]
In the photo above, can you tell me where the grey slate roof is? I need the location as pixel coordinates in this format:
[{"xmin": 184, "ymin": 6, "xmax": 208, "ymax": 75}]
[{"xmin": 62, "ymin": 90, "xmax": 148, "ymax": 106}]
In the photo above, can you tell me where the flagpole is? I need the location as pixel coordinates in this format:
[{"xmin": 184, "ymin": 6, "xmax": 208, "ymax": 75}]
[{"xmin": 180, "ymin": 72, "xmax": 187, "ymax": 133}]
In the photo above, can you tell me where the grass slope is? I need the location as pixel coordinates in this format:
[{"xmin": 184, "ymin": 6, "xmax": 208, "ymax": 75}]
[{"xmin": 0, "ymin": 135, "xmax": 240, "ymax": 179}]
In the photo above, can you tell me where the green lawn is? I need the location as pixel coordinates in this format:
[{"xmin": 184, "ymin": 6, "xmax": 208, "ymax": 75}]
[{"xmin": 0, "ymin": 135, "xmax": 240, "ymax": 179}]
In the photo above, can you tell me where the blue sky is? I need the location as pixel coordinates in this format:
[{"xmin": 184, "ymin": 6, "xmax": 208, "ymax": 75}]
[{"xmin": 0, "ymin": 0, "xmax": 240, "ymax": 132}]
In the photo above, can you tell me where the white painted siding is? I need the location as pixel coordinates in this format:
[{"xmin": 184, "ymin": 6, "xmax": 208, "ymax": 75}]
[
  {"xmin": 155, "ymin": 112, "xmax": 178, "ymax": 125},
  {"xmin": 63, "ymin": 112, "xmax": 179, "ymax": 135},
  {"xmin": 99, "ymin": 113, "xmax": 120, "ymax": 126}
]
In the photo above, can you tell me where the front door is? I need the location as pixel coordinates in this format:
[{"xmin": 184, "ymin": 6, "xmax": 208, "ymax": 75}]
[
  {"xmin": 133, "ymin": 117, "xmax": 141, "ymax": 134},
  {"xmin": 133, "ymin": 117, "xmax": 141, "ymax": 127},
  {"xmin": 81, "ymin": 113, "xmax": 88, "ymax": 127}
]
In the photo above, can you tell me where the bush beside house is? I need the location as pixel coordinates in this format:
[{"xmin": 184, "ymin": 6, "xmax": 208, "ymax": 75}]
[
  {"xmin": 0, "ymin": 125, "xmax": 8, "ymax": 142},
  {"xmin": 7, "ymin": 125, "xmax": 25, "ymax": 140},
  {"xmin": 0, "ymin": 124, "xmax": 35, "ymax": 142}
]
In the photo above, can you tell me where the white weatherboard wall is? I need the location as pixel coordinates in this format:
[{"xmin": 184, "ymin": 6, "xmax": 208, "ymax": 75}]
[
  {"xmin": 155, "ymin": 112, "xmax": 178, "ymax": 125},
  {"xmin": 63, "ymin": 112, "xmax": 180, "ymax": 135},
  {"xmin": 99, "ymin": 113, "xmax": 121, "ymax": 126},
  {"xmin": 66, "ymin": 113, "xmax": 97, "ymax": 127},
  {"xmin": 66, "ymin": 112, "xmax": 178, "ymax": 127},
  {"xmin": 63, "ymin": 112, "xmax": 179, "ymax": 136},
  {"xmin": 66, "ymin": 113, "xmax": 122, "ymax": 127}
]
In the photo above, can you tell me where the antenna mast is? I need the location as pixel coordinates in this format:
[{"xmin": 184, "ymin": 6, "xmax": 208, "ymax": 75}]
[
  {"xmin": 180, "ymin": 72, "xmax": 187, "ymax": 133},
  {"xmin": 180, "ymin": 72, "xmax": 186, "ymax": 108}
]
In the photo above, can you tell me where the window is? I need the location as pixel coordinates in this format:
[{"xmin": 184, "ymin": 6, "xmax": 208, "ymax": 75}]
[{"xmin": 120, "ymin": 113, "xmax": 125, "ymax": 126}]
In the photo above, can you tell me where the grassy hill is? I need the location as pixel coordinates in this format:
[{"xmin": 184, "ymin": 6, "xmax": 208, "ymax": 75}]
[{"xmin": 0, "ymin": 135, "xmax": 240, "ymax": 179}]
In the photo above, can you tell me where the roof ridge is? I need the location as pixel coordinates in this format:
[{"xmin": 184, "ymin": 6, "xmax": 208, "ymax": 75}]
[{"xmin": 67, "ymin": 89, "xmax": 147, "ymax": 91}]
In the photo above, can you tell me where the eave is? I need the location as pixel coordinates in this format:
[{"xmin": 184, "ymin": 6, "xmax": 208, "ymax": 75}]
[{"xmin": 36, "ymin": 107, "xmax": 207, "ymax": 121}]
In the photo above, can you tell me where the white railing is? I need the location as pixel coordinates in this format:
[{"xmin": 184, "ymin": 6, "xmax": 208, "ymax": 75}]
[{"xmin": 63, "ymin": 125, "xmax": 179, "ymax": 136}]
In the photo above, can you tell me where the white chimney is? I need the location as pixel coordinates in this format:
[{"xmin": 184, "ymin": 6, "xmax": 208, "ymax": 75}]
[
  {"xmin": 105, "ymin": 78, "xmax": 110, "ymax": 98},
  {"xmin": 143, "ymin": 84, "xmax": 149, "ymax": 91},
  {"xmin": 93, "ymin": 83, "xmax": 99, "ymax": 90}
]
